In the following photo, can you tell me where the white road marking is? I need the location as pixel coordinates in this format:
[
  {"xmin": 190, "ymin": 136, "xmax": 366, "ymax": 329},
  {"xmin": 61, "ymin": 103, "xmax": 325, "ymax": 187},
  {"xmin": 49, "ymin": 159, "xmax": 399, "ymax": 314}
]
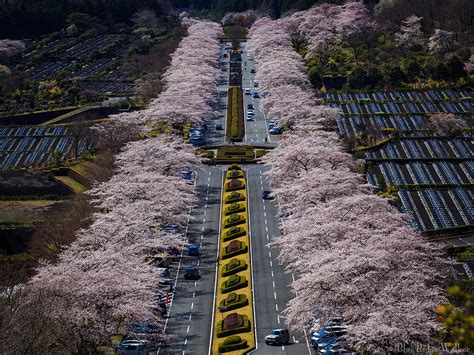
[
  {"xmin": 266, "ymin": 235, "xmax": 269, "ymax": 240},
  {"xmin": 187, "ymin": 325, "xmax": 190, "ymax": 333},
  {"xmin": 192, "ymin": 292, "xmax": 195, "ymax": 298},
  {"xmin": 194, "ymin": 281, "xmax": 197, "ymax": 287},
  {"xmin": 268, "ymin": 251, "xmax": 272, "ymax": 258},
  {"xmin": 263, "ymin": 204, "xmax": 265, "ymax": 210},
  {"xmin": 189, "ymin": 314, "xmax": 192, "ymax": 321},
  {"xmin": 208, "ymin": 171, "xmax": 211, "ymax": 176},
  {"xmin": 202, "ymin": 226, "xmax": 205, "ymax": 231},
  {"xmin": 205, "ymin": 204, "xmax": 208, "ymax": 208},
  {"xmin": 274, "ymin": 292, "xmax": 277, "ymax": 299},
  {"xmin": 184, "ymin": 338, "xmax": 188, "ymax": 345},
  {"xmin": 272, "ymin": 281, "xmax": 275, "ymax": 288},
  {"xmin": 269, "ymin": 260, "xmax": 273, "ymax": 267},
  {"xmin": 201, "ymin": 235, "xmax": 204, "ymax": 240},
  {"xmin": 197, "ymin": 260, "xmax": 200, "ymax": 266},
  {"xmin": 263, "ymin": 212, "xmax": 266, "ymax": 217},
  {"xmin": 292, "ymin": 273, "xmax": 296, "ymax": 282},
  {"xmin": 271, "ymin": 270, "xmax": 274, "ymax": 277},
  {"xmin": 191, "ymin": 302, "xmax": 194, "ymax": 310},
  {"xmin": 277, "ymin": 315, "xmax": 281, "ymax": 324},
  {"xmin": 265, "ymin": 226, "xmax": 268, "ymax": 232},
  {"xmin": 275, "ymin": 304, "xmax": 279, "ymax": 311}
]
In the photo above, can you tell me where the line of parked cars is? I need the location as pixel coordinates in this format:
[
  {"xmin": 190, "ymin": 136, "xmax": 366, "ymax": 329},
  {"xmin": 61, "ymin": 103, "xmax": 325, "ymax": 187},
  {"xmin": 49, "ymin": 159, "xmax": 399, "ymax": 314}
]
[
  {"xmin": 268, "ymin": 120, "xmax": 283, "ymax": 135},
  {"xmin": 310, "ymin": 319, "xmax": 355, "ymax": 354},
  {"xmin": 188, "ymin": 124, "xmax": 207, "ymax": 146}
]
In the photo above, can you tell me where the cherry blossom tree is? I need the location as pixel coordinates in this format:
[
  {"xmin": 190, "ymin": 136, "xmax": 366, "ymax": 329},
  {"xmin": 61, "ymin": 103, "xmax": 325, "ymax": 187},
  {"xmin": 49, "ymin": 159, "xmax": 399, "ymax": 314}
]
[
  {"xmin": 428, "ymin": 29, "xmax": 457, "ymax": 55},
  {"xmin": 248, "ymin": 11, "xmax": 452, "ymax": 351},
  {"xmin": 395, "ymin": 15, "xmax": 424, "ymax": 49},
  {"xmin": 91, "ymin": 118, "xmax": 141, "ymax": 153},
  {"xmin": 423, "ymin": 113, "xmax": 467, "ymax": 134},
  {"xmin": 0, "ymin": 39, "xmax": 25, "ymax": 59}
]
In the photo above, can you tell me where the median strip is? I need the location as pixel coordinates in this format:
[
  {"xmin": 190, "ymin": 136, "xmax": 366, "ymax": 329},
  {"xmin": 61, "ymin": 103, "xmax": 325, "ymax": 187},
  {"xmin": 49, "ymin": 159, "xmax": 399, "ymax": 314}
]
[{"xmin": 211, "ymin": 164, "xmax": 255, "ymax": 354}]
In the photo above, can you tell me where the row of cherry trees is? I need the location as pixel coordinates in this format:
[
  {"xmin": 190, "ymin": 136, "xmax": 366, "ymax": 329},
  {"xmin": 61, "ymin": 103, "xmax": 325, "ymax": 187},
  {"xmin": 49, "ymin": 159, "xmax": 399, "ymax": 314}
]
[
  {"xmin": 115, "ymin": 18, "xmax": 222, "ymax": 128},
  {"xmin": 1, "ymin": 19, "xmax": 222, "ymax": 353},
  {"xmin": 248, "ymin": 14, "xmax": 452, "ymax": 352}
]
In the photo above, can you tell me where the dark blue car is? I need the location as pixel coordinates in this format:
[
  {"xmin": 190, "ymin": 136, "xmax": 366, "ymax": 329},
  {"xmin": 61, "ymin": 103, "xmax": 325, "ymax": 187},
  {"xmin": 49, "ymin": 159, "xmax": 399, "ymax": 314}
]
[
  {"xmin": 187, "ymin": 245, "xmax": 201, "ymax": 256},
  {"xmin": 184, "ymin": 267, "xmax": 200, "ymax": 280}
]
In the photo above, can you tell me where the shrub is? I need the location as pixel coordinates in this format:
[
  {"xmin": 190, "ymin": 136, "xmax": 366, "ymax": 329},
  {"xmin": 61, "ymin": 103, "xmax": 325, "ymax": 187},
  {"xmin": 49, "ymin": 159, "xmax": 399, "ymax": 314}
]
[
  {"xmin": 223, "ymin": 214, "xmax": 245, "ymax": 228},
  {"xmin": 222, "ymin": 240, "xmax": 248, "ymax": 259},
  {"xmin": 221, "ymin": 274, "xmax": 248, "ymax": 293},
  {"xmin": 225, "ymin": 191, "xmax": 245, "ymax": 204},
  {"xmin": 218, "ymin": 292, "xmax": 249, "ymax": 312},
  {"xmin": 225, "ymin": 202, "xmax": 245, "ymax": 215},
  {"xmin": 221, "ymin": 258, "xmax": 248, "ymax": 277},
  {"xmin": 218, "ymin": 335, "xmax": 248, "ymax": 352},
  {"xmin": 216, "ymin": 313, "xmax": 251, "ymax": 338},
  {"xmin": 227, "ymin": 169, "xmax": 244, "ymax": 179},
  {"xmin": 223, "ymin": 226, "xmax": 246, "ymax": 241}
]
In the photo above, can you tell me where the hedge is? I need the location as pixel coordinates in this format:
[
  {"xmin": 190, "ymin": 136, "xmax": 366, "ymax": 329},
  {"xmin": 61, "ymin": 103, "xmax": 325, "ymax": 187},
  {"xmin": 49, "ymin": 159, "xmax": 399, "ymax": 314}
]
[
  {"xmin": 227, "ymin": 169, "xmax": 244, "ymax": 179},
  {"xmin": 223, "ymin": 226, "xmax": 246, "ymax": 241},
  {"xmin": 222, "ymin": 241, "xmax": 248, "ymax": 259},
  {"xmin": 223, "ymin": 214, "xmax": 246, "ymax": 228},
  {"xmin": 218, "ymin": 335, "xmax": 248, "ymax": 353},
  {"xmin": 221, "ymin": 258, "xmax": 248, "ymax": 277},
  {"xmin": 216, "ymin": 315, "xmax": 251, "ymax": 338},
  {"xmin": 224, "ymin": 202, "xmax": 246, "ymax": 215},
  {"xmin": 224, "ymin": 191, "xmax": 245, "ymax": 204},
  {"xmin": 218, "ymin": 292, "xmax": 249, "ymax": 312},
  {"xmin": 221, "ymin": 274, "xmax": 248, "ymax": 293},
  {"xmin": 226, "ymin": 86, "xmax": 245, "ymax": 142}
]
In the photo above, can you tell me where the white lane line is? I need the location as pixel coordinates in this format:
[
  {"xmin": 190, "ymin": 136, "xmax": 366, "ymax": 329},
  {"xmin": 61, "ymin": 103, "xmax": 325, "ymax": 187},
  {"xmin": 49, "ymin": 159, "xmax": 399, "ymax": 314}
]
[
  {"xmin": 282, "ymin": 346, "xmax": 285, "ymax": 351},
  {"xmin": 265, "ymin": 226, "xmax": 268, "ymax": 232},
  {"xmin": 194, "ymin": 281, "xmax": 197, "ymax": 287},
  {"xmin": 269, "ymin": 260, "xmax": 273, "ymax": 267},
  {"xmin": 205, "ymin": 204, "xmax": 208, "ymax": 208},
  {"xmin": 201, "ymin": 235, "xmax": 204, "ymax": 240},
  {"xmin": 266, "ymin": 235, "xmax": 269, "ymax": 240},
  {"xmin": 277, "ymin": 315, "xmax": 281, "ymax": 324},
  {"xmin": 197, "ymin": 260, "xmax": 200, "ymax": 266},
  {"xmin": 275, "ymin": 304, "xmax": 279, "ymax": 311},
  {"xmin": 274, "ymin": 292, "xmax": 277, "ymax": 300},
  {"xmin": 204, "ymin": 210, "xmax": 207, "ymax": 216},
  {"xmin": 271, "ymin": 270, "xmax": 274, "ymax": 277},
  {"xmin": 263, "ymin": 204, "xmax": 265, "ymax": 210},
  {"xmin": 207, "ymin": 183, "xmax": 210, "ymax": 188},
  {"xmin": 208, "ymin": 171, "xmax": 211, "ymax": 176},
  {"xmin": 192, "ymin": 292, "xmax": 195, "ymax": 298},
  {"xmin": 189, "ymin": 314, "xmax": 192, "ymax": 321},
  {"xmin": 263, "ymin": 212, "xmax": 266, "ymax": 217},
  {"xmin": 208, "ymin": 176, "xmax": 211, "ymax": 182},
  {"xmin": 184, "ymin": 339, "xmax": 188, "ymax": 345},
  {"xmin": 292, "ymin": 273, "xmax": 296, "ymax": 282},
  {"xmin": 272, "ymin": 281, "xmax": 275, "ymax": 288},
  {"xmin": 202, "ymin": 226, "xmax": 205, "ymax": 231},
  {"xmin": 187, "ymin": 325, "xmax": 190, "ymax": 333},
  {"xmin": 191, "ymin": 302, "xmax": 194, "ymax": 310},
  {"xmin": 268, "ymin": 251, "xmax": 272, "ymax": 258}
]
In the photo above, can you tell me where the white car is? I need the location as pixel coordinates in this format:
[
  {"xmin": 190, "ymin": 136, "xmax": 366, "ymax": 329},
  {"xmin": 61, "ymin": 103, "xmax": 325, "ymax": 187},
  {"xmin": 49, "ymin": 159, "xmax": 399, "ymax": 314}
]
[{"xmin": 244, "ymin": 88, "xmax": 251, "ymax": 95}]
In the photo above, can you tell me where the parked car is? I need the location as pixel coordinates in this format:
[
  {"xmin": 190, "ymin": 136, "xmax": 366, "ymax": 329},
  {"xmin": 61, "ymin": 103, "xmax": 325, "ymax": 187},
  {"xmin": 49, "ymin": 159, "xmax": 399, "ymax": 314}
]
[
  {"xmin": 247, "ymin": 109, "xmax": 255, "ymax": 115},
  {"xmin": 216, "ymin": 123, "xmax": 223, "ymax": 130},
  {"xmin": 115, "ymin": 339, "xmax": 149, "ymax": 353},
  {"xmin": 187, "ymin": 245, "xmax": 201, "ymax": 256},
  {"xmin": 269, "ymin": 127, "xmax": 283, "ymax": 135},
  {"xmin": 250, "ymin": 69, "xmax": 256, "ymax": 73},
  {"xmin": 265, "ymin": 328, "xmax": 290, "ymax": 345},
  {"xmin": 253, "ymin": 81, "xmax": 259, "ymax": 87},
  {"xmin": 246, "ymin": 113, "xmax": 254, "ymax": 121},
  {"xmin": 247, "ymin": 104, "xmax": 254, "ymax": 110},
  {"xmin": 252, "ymin": 91, "xmax": 260, "ymax": 98},
  {"xmin": 262, "ymin": 190, "xmax": 273, "ymax": 200},
  {"xmin": 184, "ymin": 267, "xmax": 200, "ymax": 280},
  {"xmin": 244, "ymin": 88, "xmax": 251, "ymax": 95},
  {"xmin": 161, "ymin": 224, "xmax": 180, "ymax": 234}
]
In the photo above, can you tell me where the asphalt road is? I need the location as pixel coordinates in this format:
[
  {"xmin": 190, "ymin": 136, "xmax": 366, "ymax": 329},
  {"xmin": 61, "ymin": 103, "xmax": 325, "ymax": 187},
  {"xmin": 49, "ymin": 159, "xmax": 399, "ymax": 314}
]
[
  {"xmin": 240, "ymin": 42, "xmax": 269, "ymax": 145},
  {"xmin": 246, "ymin": 165, "xmax": 312, "ymax": 355},
  {"xmin": 158, "ymin": 166, "xmax": 223, "ymax": 355}
]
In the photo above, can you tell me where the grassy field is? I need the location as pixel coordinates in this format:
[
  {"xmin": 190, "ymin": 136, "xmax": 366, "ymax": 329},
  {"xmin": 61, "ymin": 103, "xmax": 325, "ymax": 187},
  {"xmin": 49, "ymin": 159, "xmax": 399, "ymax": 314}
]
[{"xmin": 0, "ymin": 200, "xmax": 63, "ymax": 225}]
